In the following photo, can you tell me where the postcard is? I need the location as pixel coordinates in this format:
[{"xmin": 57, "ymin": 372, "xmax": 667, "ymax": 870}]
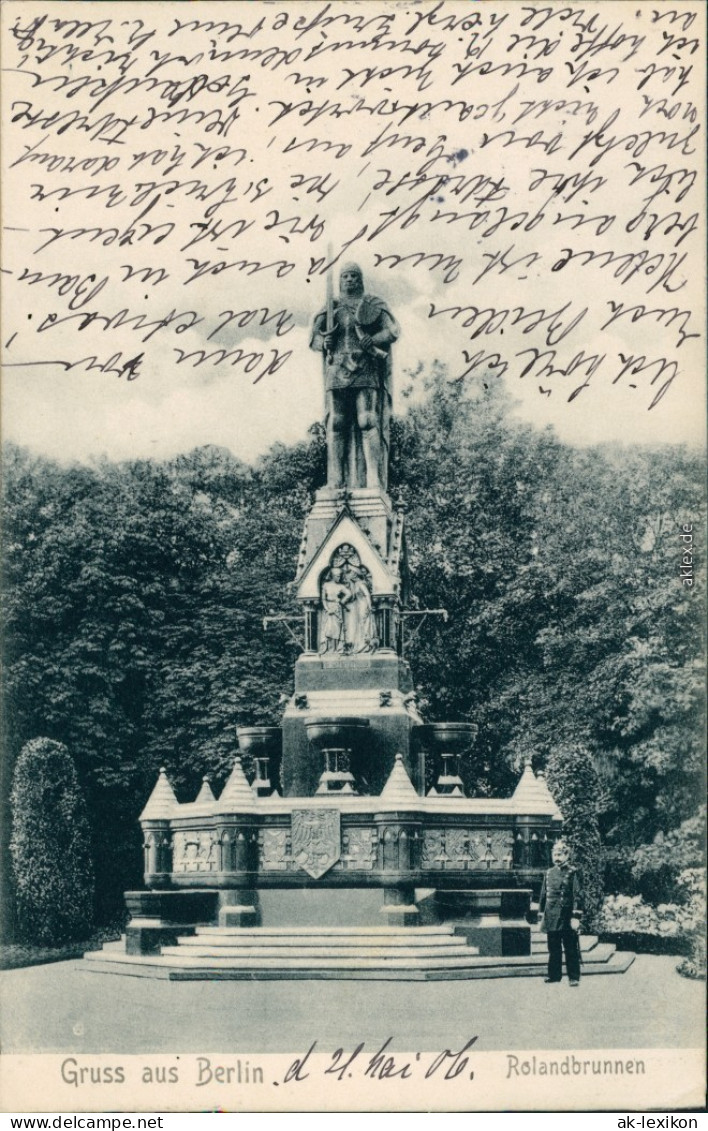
[{"xmin": 1, "ymin": 0, "xmax": 705, "ymax": 1114}]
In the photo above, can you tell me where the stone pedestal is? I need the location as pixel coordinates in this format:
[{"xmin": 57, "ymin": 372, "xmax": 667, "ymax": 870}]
[
  {"xmin": 256, "ymin": 888, "xmax": 385, "ymax": 927},
  {"xmin": 381, "ymin": 885, "xmax": 420, "ymax": 926},
  {"xmin": 218, "ymin": 889, "xmax": 260, "ymax": 928},
  {"xmin": 282, "ymin": 654, "xmax": 421, "ymax": 796},
  {"xmin": 125, "ymin": 922, "xmax": 196, "ymax": 956},
  {"xmin": 436, "ymin": 889, "xmax": 533, "ymax": 957},
  {"xmin": 124, "ymin": 889, "xmax": 218, "ymax": 955}
]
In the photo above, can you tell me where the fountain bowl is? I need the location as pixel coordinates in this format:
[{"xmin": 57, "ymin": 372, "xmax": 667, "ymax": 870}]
[
  {"xmin": 305, "ymin": 717, "xmax": 370, "ymax": 753},
  {"xmin": 236, "ymin": 726, "xmax": 282, "ymax": 758},
  {"xmin": 418, "ymin": 722, "xmax": 477, "ymax": 755}
]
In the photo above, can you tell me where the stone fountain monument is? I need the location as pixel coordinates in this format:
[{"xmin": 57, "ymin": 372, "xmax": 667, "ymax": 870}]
[{"xmin": 91, "ymin": 264, "xmax": 603, "ymax": 980}]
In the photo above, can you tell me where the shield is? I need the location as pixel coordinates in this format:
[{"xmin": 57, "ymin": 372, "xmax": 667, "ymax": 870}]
[
  {"xmin": 356, "ymin": 295, "xmax": 384, "ymax": 327},
  {"xmin": 291, "ymin": 808, "xmax": 341, "ymax": 879}
]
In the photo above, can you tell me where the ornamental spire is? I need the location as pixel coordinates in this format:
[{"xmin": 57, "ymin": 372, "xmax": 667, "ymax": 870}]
[
  {"xmin": 219, "ymin": 755, "xmax": 256, "ymax": 810},
  {"xmin": 139, "ymin": 767, "xmax": 177, "ymax": 821},
  {"xmin": 380, "ymin": 753, "xmax": 419, "ymax": 806}
]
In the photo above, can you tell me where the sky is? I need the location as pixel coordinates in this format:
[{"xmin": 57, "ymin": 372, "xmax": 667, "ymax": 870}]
[
  {"xmin": 2, "ymin": 0, "xmax": 705, "ymax": 467},
  {"xmin": 3, "ymin": 288, "xmax": 705, "ymax": 468}
]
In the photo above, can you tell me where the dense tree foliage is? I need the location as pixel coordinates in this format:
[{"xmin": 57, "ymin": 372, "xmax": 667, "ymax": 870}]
[
  {"xmin": 10, "ymin": 738, "xmax": 94, "ymax": 945},
  {"xmin": 2, "ymin": 369, "xmax": 705, "ymax": 935}
]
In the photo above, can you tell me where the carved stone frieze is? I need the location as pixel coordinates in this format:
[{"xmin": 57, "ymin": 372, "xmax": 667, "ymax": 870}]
[
  {"xmin": 421, "ymin": 829, "xmax": 446, "ymax": 869},
  {"xmin": 468, "ymin": 833, "xmax": 487, "ymax": 862},
  {"xmin": 341, "ymin": 826, "xmax": 376, "ymax": 870},
  {"xmin": 484, "ymin": 830, "xmax": 514, "ymax": 867},
  {"xmin": 445, "ymin": 828, "xmax": 472, "ymax": 867},
  {"xmin": 259, "ymin": 828, "xmax": 291, "ymax": 871},
  {"xmin": 421, "ymin": 828, "xmax": 513, "ymax": 870},
  {"xmin": 173, "ymin": 830, "xmax": 217, "ymax": 873}
]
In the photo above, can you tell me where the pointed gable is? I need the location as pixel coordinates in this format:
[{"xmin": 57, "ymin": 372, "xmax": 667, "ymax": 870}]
[
  {"xmin": 512, "ymin": 757, "xmax": 564, "ymax": 818},
  {"xmin": 296, "ymin": 508, "xmax": 398, "ymax": 601},
  {"xmin": 218, "ymin": 756, "xmax": 256, "ymax": 811},
  {"xmin": 140, "ymin": 767, "xmax": 178, "ymax": 820},
  {"xmin": 194, "ymin": 776, "xmax": 216, "ymax": 805},
  {"xmin": 379, "ymin": 753, "xmax": 421, "ymax": 807}
]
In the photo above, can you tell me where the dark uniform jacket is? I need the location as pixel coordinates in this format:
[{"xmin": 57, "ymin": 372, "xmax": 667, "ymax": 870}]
[{"xmin": 539, "ymin": 865, "xmax": 582, "ymax": 932}]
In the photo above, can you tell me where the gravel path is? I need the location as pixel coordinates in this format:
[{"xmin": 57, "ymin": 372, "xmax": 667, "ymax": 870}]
[{"xmin": 1, "ymin": 954, "xmax": 704, "ymax": 1054}]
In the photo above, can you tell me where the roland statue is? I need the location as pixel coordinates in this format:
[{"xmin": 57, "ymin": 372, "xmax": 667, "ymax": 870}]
[{"xmin": 310, "ymin": 262, "xmax": 400, "ymax": 491}]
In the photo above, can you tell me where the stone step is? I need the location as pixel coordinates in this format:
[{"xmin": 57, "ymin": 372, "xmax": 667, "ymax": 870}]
[
  {"xmin": 83, "ymin": 952, "xmax": 175, "ymax": 979},
  {"xmin": 89, "ymin": 938, "xmax": 616, "ymax": 971},
  {"xmin": 155, "ymin": 941, "xmax": 619, "ymax": 969},
  {"xmin": 161, "ymin": 942, "xmax": 479, "ymax": 959},
  {"xmin": 189, "ymin": 931, "xmax": 464, "ymax": 950},
  {"xmin": 529, "ymin": 944, "xmax": 626, "ymax": 965},
  {"xmin": 83, "ymin": 947, "xmax": 636, "ymax": 981},
  {"xmin": 155, "ymin": 950, "xmax": 485, "ymax": 968},
  {"xmin": 197, "ymin": 925, "xmax": 455, "ymax": 938},
  {"xmin": 413, "ymin": 951, "xmax": 637, "ymax": 983},
  {"xmin": 531, "ymin": 934, "xmax": 599, "ymax": 954},
  {"xmin": 524, "ymin": 941, "xmax": 615, "ymax": 964},
  {"xmin": 89, "ymin": 938, "xmax": 126, "ymax": 954}
]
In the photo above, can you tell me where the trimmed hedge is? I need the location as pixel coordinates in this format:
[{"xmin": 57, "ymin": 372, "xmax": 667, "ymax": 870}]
[
  {"xmin": 545, "ymin": 743, "xmax": 604, "ymax": 928},
  {"xmin": 0, "ymin": 922, "xmax": 123, "ymax": 970},
  {"xmin": 599, "ymin": 932, "xmax": 692, "ymax": 957},
  {"xmin": 10, "ymin": 738, "xmax": 95, "ymax": 946}
]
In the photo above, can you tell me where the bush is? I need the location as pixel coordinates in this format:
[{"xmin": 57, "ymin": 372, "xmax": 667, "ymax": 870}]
[
  {"xmin": 630, "ymin": 813, "xmax": 706, "ymax": 905},
  {"xmin": 545, "ymin": 744, "xmax": 604, "ymax": 928},
  {"xmin": 603, "ymin": 846, "xmax": 635, "ymax": 896},
  {"xmin": 674, "ymin": 868, "xmax": 706, "ymax": 980},
  {"xmin": 599, "ymin": 893, "xmax": 699, "ymax": 939},
  {"xmin": 677, "ymin": 935, "xmax": 707, "ymax": 980},
  {"xmin": 599, "ymin": 869, "xmax": 706, "ymax": 974},
  {"xmin": 10, "ymin": 738, "xmax": 95, "ymax": 946}
]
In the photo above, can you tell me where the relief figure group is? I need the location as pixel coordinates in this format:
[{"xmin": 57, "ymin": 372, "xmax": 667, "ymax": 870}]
[{"xmin": 319, "ymin": 559, "xmax": 376, "ymax": 656}]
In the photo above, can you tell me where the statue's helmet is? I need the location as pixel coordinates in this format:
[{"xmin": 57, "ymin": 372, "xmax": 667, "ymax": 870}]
[{"xmin": 339, "ymin": 262, "xmax": 364, "ymax": 293}]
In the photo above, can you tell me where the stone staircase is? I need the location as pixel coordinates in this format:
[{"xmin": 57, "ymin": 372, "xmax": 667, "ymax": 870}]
[
  {"xmin": 83, "ymin": 924, "xmax": 635, "ymax": 981},
  {"xmin": 530, "ymin": 925, "xmax": 635, "ymax": 977}
]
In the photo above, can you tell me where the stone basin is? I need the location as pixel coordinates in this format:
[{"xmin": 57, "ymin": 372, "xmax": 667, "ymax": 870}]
[
  {"xmin": 236, "ymin": 726, "xmax": 282, "ymax": 758},
  {"xmin": 305, "ymin": 717, "xmax": 370, "ymax": 752},
  {"xmin": 418, "ymin": 722, "xmax": 477, "ymax": 755}
]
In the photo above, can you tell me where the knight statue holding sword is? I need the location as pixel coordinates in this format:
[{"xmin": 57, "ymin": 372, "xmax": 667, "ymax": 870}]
[{"xmin": 310, "ymin": 262, "xmax": 400, "ymax": 491}]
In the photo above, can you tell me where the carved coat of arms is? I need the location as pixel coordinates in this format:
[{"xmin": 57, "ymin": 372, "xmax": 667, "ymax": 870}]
[{"xmin": 291, "ymin": 809, "xmax": 341, "ymax": 879}]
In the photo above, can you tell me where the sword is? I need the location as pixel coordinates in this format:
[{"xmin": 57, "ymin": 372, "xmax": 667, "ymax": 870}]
[{"xmin": 325, "ymin": 244, "xmax": 334, "ymax": 364}]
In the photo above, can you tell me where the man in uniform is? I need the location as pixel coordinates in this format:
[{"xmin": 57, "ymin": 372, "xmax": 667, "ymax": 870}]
[
  {"xmin": 538, "ymin": 839, "xmax": 583, "ymax": 986},
  {"xmin": 310, "ymin": 263, "xmax": 399, "ymax": 490}
]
